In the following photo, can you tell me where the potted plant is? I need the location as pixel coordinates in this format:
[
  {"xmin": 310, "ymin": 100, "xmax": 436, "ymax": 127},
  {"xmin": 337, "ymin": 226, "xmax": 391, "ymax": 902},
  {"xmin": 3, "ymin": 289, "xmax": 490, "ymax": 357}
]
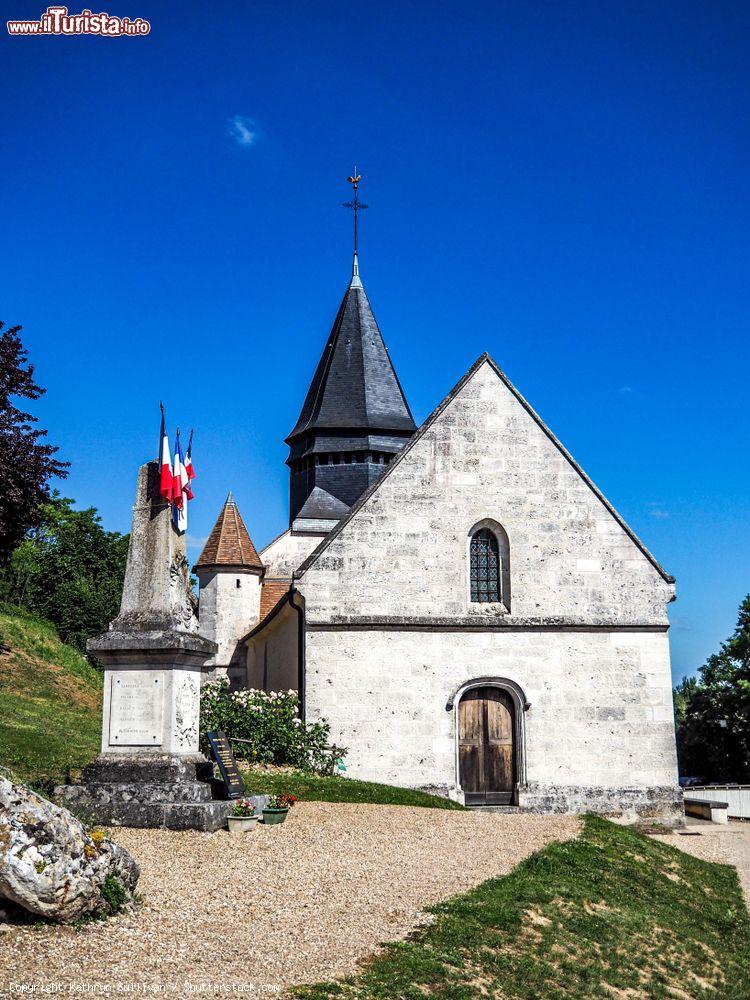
[
  {"xmin": 227, "ymin": 799, "xmax": 259, "ymax": 834},
  {"xmin": 262, "ymin": 792, "xmax": 298, "ymax": 825}
]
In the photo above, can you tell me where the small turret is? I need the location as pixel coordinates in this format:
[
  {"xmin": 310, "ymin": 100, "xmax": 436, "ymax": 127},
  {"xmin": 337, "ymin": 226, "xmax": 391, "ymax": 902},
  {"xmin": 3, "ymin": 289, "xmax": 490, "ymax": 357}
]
[{"xmin": 194, "ymin": 493, "xmax": 263, "ymax": 681}]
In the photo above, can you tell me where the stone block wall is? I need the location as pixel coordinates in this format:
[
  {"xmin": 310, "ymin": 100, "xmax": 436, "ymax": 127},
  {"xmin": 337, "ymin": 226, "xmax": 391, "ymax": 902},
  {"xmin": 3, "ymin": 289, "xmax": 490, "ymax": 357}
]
[
  {"xmin": 197, "ymin": 568, "xmax": 261, "ymax": 671},
  {"xmin": 260, "ymin": 529, "xmax": 327, "ymax": 579},
  {"xmin": 304, "ymin": 626, "xmax": 681, "ymax": 822},
  {"xmin": 298, "ymin": 361, "xmax": 675, "ymax": 626},
  {"xmin": 246, "ymin": 604, "xmax": 299, "ymax": 692}
]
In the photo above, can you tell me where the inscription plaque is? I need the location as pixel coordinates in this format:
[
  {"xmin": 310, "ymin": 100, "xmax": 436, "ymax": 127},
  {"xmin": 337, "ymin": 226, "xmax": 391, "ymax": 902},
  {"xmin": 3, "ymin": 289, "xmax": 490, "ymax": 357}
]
[
  {"xmin": 206, "ymin": 731, "xmax": 245, "ymax": 799},
  {"xmin": 109, "ymin": 672, "xmax": 164, "ymax": 746}
]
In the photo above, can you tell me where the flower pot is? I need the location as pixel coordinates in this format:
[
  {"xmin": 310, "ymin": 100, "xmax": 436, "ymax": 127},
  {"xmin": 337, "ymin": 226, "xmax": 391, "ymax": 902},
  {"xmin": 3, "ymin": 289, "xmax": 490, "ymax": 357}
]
[
  {"xmin": 227, "ymin": 814, "xmax": 259, "ymax": 835},
  {"xmin": 262, "ymin": 807, "xmax": 289, "ymax": 825}
]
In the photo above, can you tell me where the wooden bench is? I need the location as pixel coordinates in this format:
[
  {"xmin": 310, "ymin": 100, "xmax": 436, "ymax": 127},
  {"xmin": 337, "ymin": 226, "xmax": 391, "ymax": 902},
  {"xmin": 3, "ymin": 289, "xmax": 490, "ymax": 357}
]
[{"xmin": 684, "ymin": 797, "xmax": 729, "ymax": 824}]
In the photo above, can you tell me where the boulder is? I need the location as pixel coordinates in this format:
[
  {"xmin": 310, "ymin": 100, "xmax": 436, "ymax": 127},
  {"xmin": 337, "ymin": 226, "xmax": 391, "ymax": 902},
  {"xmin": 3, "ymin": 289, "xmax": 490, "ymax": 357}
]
[{"xmin": 0, "ymin": 776, "xmax": 139, "ymax": 923}]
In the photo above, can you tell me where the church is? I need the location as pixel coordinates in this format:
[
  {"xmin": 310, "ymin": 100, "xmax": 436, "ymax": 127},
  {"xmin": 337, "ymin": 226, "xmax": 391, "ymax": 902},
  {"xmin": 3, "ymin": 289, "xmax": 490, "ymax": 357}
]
[{"xmin": 193, "ymin": 242, "xmax": 682, "ymax": 823}]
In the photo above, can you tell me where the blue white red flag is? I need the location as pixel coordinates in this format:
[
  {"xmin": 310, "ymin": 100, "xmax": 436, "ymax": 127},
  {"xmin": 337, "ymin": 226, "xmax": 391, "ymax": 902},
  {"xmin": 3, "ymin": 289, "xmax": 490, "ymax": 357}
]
[
  {"xmin": 172, "ymin": 431, "xmax": 189, "ymax": 533},
  {"xmin": 159, "ymin": 405, "xmax": 173, "ymax": 503},
  {"xmin": 184, "ymin": 430, "xmax": 195, "ymax": 501}
]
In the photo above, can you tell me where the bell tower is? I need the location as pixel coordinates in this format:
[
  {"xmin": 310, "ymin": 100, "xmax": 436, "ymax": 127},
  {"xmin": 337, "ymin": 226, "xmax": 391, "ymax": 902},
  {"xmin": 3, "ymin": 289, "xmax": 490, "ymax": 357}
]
[{"xmin": 285, "ymin": 172, "xmax": 416, "ymax": 531}]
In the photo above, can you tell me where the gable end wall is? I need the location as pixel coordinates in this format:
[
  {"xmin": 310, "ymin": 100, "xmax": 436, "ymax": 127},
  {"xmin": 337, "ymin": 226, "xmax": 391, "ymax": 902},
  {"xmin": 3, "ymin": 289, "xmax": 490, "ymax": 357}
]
[{"xmin": 297, "ymin": 361, "xmax": 674, "ymax": 626}]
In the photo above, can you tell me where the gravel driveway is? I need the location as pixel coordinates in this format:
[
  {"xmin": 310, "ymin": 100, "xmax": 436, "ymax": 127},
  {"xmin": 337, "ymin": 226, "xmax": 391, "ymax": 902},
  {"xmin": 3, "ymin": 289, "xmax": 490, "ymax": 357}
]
[
  {"xmin": 1, "ymin": 802, "xmax": 579, "ymax": 996},
  {"xmin": 651, "ymin": 818, "xmax": 750, "ymax": 907}
]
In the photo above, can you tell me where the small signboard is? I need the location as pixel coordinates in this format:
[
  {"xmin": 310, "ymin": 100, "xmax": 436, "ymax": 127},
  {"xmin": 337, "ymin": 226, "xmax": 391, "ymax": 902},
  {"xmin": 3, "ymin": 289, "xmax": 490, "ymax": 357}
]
[{"xmin": 206, "ymin": 731, "xmax": 245, "ymax": 800}]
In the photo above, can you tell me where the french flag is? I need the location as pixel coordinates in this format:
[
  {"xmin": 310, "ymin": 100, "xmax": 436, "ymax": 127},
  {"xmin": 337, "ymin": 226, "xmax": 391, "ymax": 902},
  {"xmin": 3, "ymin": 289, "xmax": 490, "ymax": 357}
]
[
  {"xmin": 172, "ymin": 431, "xmax": 189, "ymax": 533},
  {"xmin": 158, "ymin": 405, "xmax": 173, "ymax": 503},
  {"xmin": 184, "ymin": 430, "xmax": 195, "ymax": 502}
]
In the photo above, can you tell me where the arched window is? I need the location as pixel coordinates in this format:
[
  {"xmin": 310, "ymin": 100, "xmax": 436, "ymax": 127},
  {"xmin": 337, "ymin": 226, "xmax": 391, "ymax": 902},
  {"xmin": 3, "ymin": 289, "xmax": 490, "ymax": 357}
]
[
  {"xmin": 469, "ymin": 522, "xmax": 511, "ymax": 608},
  {"xmin": 470, "ymin": 529, "xmax": 500, "ymax": 603}
]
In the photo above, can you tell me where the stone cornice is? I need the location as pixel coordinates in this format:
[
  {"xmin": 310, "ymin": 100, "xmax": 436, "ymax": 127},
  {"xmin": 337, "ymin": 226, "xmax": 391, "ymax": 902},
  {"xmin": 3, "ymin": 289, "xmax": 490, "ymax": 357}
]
[{"xmin": 305, "ymin": 616, "xmax": 670, "ymax": 632}]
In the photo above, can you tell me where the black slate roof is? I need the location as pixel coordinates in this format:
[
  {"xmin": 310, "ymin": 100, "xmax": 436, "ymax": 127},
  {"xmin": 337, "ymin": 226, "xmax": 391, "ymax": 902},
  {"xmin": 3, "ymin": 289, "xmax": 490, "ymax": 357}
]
[
  {"xmin": 296, "ymin": 486, "xmax": 350, "ymax": 521},
  {"xmin": 287, "ymin": 275, "xmax": 416, "ymax": 441}
]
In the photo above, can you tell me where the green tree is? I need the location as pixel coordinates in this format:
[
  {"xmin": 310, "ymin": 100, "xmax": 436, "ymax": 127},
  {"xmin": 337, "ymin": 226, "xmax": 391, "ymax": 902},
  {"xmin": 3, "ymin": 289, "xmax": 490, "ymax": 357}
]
[
  {"xmin": 0, "ymin": 322, "xmax": 68, "ymax": 561},
  {"xmin": 0, "ymin": 495, "xmax": 129, "ymax": 654},
  {"xmin": 673, "ymin": 675, "xmax": 699, "ymax": 729},
  {"xmin": 675, "ymin": 595, "xmax": 750, "ymax": 782}
]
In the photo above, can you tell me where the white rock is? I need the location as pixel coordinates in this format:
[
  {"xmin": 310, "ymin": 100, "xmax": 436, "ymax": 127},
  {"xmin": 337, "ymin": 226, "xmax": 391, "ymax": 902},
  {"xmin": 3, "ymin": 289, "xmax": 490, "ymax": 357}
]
[{"xmin": 0, "ymin": 777, "xmax": 139, "ymax": 923}]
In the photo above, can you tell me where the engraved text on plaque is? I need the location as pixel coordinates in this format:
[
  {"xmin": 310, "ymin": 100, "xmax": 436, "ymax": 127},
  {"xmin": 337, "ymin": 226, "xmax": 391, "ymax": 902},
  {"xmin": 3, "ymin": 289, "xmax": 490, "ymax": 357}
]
[{"xmin": 109, "ymin": 672, "xmax": 164, "ymax": 746}]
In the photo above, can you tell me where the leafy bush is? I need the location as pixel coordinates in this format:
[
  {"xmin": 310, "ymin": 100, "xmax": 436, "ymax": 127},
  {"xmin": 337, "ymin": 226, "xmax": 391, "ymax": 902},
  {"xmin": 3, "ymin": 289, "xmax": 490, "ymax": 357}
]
[
  {"xmin": 100, "ymin": 875, "xmax": 128, "ymax": 915},
  {"xmin": 200, "ymin": 677, "xmax": 346, "ymax": 776}
]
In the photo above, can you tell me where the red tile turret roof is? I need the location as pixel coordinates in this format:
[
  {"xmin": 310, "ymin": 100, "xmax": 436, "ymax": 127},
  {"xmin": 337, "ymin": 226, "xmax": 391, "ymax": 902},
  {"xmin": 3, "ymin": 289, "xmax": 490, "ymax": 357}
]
[{"xmin": 195, "ymin": 493, "xmax": 263, "ymax": 570}]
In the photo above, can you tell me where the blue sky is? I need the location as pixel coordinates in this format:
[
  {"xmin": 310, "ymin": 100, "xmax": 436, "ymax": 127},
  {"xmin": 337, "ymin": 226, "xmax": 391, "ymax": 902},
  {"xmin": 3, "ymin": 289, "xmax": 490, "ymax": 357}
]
[{"xmin": 2, "ymin": 1, "xmax": 748, "ymax": 682}]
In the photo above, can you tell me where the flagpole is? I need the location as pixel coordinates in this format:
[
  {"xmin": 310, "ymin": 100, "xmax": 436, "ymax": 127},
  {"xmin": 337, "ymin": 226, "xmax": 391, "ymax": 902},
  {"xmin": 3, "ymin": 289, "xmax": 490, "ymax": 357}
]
[
  {"xmin": 172, "ymin": 428, "xmax": 180, "ymax": 532},
  {"xmin": 158, "ymin": 401, "xmax": 165, "ymax": 463}
]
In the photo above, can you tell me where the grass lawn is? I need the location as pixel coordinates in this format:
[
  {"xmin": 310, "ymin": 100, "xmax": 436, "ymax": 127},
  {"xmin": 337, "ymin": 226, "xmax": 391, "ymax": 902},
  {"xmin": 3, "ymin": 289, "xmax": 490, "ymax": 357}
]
[
  {"xmin": 0, "ymin": 602, "xmax": 102, "ymax": 791},
  {"xmin": 239, "ymin": 768, "xmax": 465, "ymax": 810},
  {"xmin": 295, "ymin": 815, "xmax": 750, "ymax": 999},
  {"xmin": 0, "ymin": 601, "xmax": 458, "ymax": 812}
]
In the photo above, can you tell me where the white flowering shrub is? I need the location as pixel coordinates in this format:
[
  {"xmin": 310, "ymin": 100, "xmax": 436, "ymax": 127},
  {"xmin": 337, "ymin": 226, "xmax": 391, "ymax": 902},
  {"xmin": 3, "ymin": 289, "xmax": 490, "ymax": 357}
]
[{"xmin": 200, "ymin": 678, "xmax": 346, "ymax": 775}]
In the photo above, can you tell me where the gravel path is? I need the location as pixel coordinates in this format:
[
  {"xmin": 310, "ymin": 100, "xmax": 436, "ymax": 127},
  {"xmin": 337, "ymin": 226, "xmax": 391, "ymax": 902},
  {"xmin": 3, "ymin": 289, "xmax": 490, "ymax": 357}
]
[
  {"xmin": 1, "ymin": 802, "xmax": 579, "ymax": 996},
  {"xmin": 651, "ymin": 819, "xmax": 750, "ymax": 907}
]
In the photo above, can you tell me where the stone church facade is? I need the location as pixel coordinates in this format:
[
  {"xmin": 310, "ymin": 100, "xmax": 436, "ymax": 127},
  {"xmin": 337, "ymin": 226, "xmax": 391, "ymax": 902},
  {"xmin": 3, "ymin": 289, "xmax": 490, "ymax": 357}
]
[{"xmin": 194, "ymin": 254, "xmax": 682, "ymax": 823}]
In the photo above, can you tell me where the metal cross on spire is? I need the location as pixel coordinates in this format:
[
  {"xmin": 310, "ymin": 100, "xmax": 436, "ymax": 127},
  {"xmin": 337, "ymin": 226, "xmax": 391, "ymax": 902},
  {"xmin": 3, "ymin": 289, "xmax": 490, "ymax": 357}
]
[{"xmin": 343, "ymin": 167, "xmax": 369, "ymax": 259}]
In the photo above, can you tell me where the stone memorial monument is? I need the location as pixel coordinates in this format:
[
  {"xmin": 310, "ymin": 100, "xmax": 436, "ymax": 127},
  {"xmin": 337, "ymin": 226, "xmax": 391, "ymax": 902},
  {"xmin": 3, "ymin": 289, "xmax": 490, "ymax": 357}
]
[{"xmin": 57, "ymin": 462, "xmax": 232, "ymax": 830}]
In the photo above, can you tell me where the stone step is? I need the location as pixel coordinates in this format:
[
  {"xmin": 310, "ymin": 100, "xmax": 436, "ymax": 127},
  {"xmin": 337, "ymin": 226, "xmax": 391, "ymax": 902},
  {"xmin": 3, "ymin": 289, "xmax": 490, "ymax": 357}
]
[
  {"xmin": 59, "ymin": 780, "xmax": 214, "ymax": 806},
  {"xmin": 81, "ymin": 754, "xmax": 214, "ymax": 785},
  {"xmin": 55, "ymin": 786, "xmax": 273, "ymax": 831},
  {"xmin": 74, "ymin": 799, "xmax": 234, "ymax": 832},
  {"xmin": 469, "ymin": 805, "xmax": 524, "ymax": 813}
]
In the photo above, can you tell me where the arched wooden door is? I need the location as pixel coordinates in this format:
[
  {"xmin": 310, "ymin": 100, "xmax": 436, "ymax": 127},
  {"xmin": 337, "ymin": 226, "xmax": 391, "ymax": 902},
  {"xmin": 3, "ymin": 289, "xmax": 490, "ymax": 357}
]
[{"xmin": 458, "ymin": 687, "xmax": 516, "ymax": 805}]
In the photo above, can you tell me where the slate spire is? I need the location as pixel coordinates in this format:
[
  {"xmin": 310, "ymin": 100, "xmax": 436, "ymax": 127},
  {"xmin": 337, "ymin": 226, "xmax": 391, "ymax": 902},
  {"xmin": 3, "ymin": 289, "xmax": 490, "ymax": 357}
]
[{"xmin": 286, "ymin": 257, "xmax": 416, "ymax": 526}]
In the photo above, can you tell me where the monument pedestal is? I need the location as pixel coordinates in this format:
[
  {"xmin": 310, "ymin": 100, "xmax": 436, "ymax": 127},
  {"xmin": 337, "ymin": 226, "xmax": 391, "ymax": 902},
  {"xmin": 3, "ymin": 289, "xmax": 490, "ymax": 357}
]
[
  {"xmin": 55, "ymin": 461, "xmax": 229, "ymax": 831},
  {"xmin": 57, "ymin": 753, "xmax": 232, "ymax": 832},
  {"xmin": 93, "ymin": 631, "xmax": 214, "ymax": 757},
  {"xmin": 57, "ymin": 630, "xmax": 231, "ymax": 831}
]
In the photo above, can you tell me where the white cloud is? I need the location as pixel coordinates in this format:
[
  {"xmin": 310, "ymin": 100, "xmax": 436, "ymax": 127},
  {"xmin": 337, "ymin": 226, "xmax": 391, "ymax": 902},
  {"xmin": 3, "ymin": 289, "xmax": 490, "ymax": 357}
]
[
  {"xmin": 228, "ymin": 115, "xmax": 258, "ymax": 148},
  {"xmin": 670, "ymin": 616, "xmax": 693, "ymax": 632},
  {"xmin": 617, "ymin": 385, "xmax": 633, "ymax": 394},
  {"xmin": 647, "ymin": 502, "xmax": 669, "ymax": 520},
  {"xmin": 185, "ymin": 533, "xmax": 208, "ymax": 552}
]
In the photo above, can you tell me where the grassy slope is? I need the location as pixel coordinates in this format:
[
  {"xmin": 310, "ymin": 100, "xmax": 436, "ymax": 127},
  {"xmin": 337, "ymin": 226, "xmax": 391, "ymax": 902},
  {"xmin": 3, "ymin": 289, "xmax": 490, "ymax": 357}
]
[
  {"xmin": 0, "ymin": 602, "xmax": 102, "ymax": 790},
  {"xmin": 296, "ymin": 815, "xmax": 750, "ymax": 1000},
  {"xmin": 240, "ymin": 768, "xmax": 465, "ymax": 810},
  {"xmin": 0, "ymin": 602, "xmax": 458, "ymax": 810}
]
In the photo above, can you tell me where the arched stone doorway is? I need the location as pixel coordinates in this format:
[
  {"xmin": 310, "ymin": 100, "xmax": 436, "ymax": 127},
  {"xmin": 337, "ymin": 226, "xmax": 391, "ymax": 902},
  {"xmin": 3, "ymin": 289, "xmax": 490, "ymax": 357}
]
[{"xmin": 455, "ymin": 680, "xmax": 527, "ymax": 805}]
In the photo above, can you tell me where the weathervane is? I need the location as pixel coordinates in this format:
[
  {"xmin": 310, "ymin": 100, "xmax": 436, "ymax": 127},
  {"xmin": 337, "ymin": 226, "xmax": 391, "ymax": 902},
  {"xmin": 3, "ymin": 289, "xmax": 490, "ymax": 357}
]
[{"xmin": 343, "ymin": 167, "xmax": 369, "ymax": 257}]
